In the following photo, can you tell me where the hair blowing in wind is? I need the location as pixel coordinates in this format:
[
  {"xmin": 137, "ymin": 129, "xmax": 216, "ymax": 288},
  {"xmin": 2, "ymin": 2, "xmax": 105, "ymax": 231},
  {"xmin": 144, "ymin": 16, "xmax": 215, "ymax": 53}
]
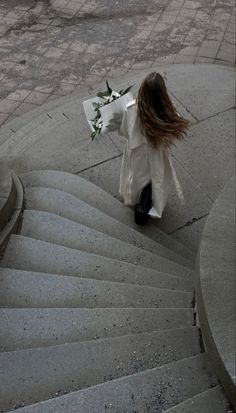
[{"xmin": 137, "ymin": 72, "xmax": 191, "ymax": 149}]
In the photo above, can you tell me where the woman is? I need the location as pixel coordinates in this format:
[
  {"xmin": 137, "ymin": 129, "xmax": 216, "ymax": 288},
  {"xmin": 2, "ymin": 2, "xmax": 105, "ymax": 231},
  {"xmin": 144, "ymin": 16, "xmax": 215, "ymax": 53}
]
[{"xmin": 119, "ymin": 72, "xmax": 190, "ymax": 224}]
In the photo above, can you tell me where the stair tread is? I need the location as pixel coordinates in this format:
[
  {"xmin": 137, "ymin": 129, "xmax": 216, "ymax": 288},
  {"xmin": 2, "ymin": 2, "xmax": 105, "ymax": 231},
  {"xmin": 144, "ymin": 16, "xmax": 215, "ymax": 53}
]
[
  {"xmin": 163, "ymin": 386, "xmax": 230, "ymax": 412},
  {"xmin": 0, "ymin": 332, "xmax": 202, "ymax": 411},
  {"xmin": 21, "ymin": 209, "xmax": 193, "ymax": 277},
  {"xmin": 24, "ymin": 186, "xmax": 193, "ymax": 268},
  {"xmin": 1, "ymin": 235, "xmax": 193, "ymax": 284},
  {"xmin": 5, "ymin": 354, "xmax": 217, "ymax": 413},
  {"xmin": 0, "ymin": 240, "xmax": 192, "ymax": 286},
  {"xmin": 0, "ymin": 307, "xmax": 194, "ymax": 352},
  {"xmin": 0, "ymin": 268, "xmax": 192, "ymax": 309},
  {"xmin": 20, "ymin": 170, "xmax": 195, "ymax": 262},
  {"xmin": 0, "ymin": 91, "xmax": 89, "ymax": 151}
]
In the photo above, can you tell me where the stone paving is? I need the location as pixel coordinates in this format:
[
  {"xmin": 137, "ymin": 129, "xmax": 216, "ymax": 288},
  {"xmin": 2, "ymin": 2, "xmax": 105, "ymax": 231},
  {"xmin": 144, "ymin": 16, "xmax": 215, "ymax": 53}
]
[{"xmin": 0, "ymin": 0, "xmax": 235, "ymax": 127}]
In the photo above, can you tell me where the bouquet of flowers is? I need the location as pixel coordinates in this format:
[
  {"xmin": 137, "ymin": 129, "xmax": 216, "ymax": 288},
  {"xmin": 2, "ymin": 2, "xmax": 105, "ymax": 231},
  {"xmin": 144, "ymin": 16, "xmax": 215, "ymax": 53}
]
[{"xmin": 83, "ymin": 80, "xmax": 133, "ymax": 140}]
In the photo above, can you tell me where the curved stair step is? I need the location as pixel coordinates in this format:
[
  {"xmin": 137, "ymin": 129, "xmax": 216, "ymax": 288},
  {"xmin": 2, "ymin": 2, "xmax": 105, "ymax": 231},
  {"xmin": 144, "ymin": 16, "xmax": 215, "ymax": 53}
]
[
  {"xmin": 20, "ymin": 210, "xmax": 193, "ymax": 278},
  {"xmin": 6, "ymin": 354, "xmax": 218, "ymax": 413},
  {"xmin": 24, "ymin": 186, "xmax": 193, "ymax": 268},
  {"xmin": 0, "ymin": 269, "xmax": 192, "ymax": 309},
  {"xmin": 1, "ymin": 236, "xmax": 193, "ymax": 289},
  {"xmin": 163, "ymin": 386, "xmax": 230, "ymax": 412},
  {"xmin": 20, "ymin": 170, "xmax": 195, "ymax": 262},
  {"xmin": 0, "ymin": 328, "xmax": 201, "ymax": 411},
  {"xmin": 0, "ymin": 87, "xmax": 91, "ymax": 146},
  {"xmin": 0, "ymin": 84, "xmax": 91, "ymax": 163},
  {"xmin": 0, "ymin": 307, "xmax": 194, "ymax": 352},
  {"xmin": 0, "ymin": 113, "xmax": 65, "ymax": 157},
  {"xmin": 0, "ymin": 89, "xmax": 91, "ymax": 159},
  {"xmin": 0, "ymin": 253, "xmax": 192, "ymax": 291},
  {"xmin": 2, "ymin": 114, "xmax": 117, "ymax": 176}
]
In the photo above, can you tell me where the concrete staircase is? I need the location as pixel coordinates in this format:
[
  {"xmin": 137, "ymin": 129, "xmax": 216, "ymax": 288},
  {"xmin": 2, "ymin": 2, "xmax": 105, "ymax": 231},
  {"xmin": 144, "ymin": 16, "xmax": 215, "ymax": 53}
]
[{"xmin": 0, "ymin": 169, "xmax": 230, "ymax": 412}]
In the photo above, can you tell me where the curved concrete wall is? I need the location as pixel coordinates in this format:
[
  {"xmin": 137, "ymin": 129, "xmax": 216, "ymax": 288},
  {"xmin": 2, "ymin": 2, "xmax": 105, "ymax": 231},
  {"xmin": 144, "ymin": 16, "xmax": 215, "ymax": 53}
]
[
  {"xmin": 0, "ymin": 163, "xmax": 24, "ymax": 252},
  {"xmin": 0, "ymin": 163, "xmax": 14, "ymax": 231},
  {"xmin": 196, "ymin": 176, "xmax": 235, "ymax": 408}
]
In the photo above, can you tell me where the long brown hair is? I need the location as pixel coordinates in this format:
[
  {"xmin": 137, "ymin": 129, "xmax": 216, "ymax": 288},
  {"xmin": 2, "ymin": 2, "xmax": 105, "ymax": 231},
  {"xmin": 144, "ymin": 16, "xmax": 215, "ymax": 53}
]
[{"xmin": 137, "ymin": 72, "xmax": 191, "ymax": 149}]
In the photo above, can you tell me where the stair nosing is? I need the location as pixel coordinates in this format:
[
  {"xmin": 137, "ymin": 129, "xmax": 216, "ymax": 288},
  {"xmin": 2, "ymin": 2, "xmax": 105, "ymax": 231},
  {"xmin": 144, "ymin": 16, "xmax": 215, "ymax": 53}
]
[
  {"xmin": 19, "ymin": 210, "xmax": 194, "ymax": 277},
  {"xmin": 1, "ymin": 326, "xmax": 199, "ymax": 354},
  {"xmin": 3, "ymin": 234, "xmax": 193, "ymax": 281},
  {"xmin": 23, "ymin": 185, "xmax": 194, "ymax": 269}
]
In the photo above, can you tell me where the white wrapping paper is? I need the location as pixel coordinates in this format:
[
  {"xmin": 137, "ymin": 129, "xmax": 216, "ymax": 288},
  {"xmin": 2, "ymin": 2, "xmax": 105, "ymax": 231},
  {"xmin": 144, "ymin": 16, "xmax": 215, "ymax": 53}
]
[{"xmin": 83, "ymin": 92, "xmax": 133, "ymax": 135}]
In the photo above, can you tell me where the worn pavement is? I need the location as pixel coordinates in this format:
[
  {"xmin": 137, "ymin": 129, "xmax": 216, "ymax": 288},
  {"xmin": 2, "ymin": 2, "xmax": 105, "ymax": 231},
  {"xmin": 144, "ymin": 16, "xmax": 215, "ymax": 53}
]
[{"xmin": 0, "ymin": 0, "xmax": 235, "ymax": 126}]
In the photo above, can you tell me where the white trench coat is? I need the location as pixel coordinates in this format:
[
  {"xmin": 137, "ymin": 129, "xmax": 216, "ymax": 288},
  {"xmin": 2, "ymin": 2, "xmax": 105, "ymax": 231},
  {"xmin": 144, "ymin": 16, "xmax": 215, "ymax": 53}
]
[{"xmin": 118, "ymin": 99, "xmax": 183, "ymax": 218}]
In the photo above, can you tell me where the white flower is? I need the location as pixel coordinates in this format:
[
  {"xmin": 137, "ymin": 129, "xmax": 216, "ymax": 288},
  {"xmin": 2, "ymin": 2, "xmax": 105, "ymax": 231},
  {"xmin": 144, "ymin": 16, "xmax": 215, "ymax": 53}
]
[
  {"xmin": 103, "ymin": 91, "xmax": 121, "ymax": 103},
  {"xmin": 111, "ymin": 91, "xmax": 121, "ymax": 98}
]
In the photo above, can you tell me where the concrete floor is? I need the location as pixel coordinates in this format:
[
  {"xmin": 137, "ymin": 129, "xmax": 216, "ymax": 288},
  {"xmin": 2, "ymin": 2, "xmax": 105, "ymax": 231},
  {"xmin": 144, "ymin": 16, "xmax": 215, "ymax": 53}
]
[
  {"xmin": 0, "ymin": 0, "xmax": 235, "ymax": 126},
  {"xmin": 0, "ymin": 63, "xmax": 235, "ymax": 251}
]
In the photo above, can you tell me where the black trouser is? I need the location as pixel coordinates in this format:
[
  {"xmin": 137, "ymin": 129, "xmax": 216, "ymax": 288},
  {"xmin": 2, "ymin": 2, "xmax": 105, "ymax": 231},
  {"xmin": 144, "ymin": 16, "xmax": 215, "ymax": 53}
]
[{"xmin": 134, "ymin": 182, "xmax": 152, "ymax": 225}]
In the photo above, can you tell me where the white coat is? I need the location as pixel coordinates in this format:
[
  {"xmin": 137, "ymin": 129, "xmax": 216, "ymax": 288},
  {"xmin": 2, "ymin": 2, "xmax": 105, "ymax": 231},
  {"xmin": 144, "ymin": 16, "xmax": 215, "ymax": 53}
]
[{"xmin": 118, "ymin": 99, "xmax": 183, "ymax": 218}]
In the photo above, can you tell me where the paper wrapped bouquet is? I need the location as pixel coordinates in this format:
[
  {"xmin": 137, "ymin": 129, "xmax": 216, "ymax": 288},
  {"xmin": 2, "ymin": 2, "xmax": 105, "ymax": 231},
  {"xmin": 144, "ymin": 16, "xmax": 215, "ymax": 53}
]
[{"xmin": 83, "ymin": 81, "xmax": 133, "ymax": 139}]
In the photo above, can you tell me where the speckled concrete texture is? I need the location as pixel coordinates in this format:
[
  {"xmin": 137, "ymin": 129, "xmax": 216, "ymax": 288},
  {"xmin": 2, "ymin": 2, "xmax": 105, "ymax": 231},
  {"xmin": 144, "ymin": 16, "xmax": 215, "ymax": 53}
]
[{"xmin": 197, "ymin": 176, "xmax": 236, "ymax": 406}]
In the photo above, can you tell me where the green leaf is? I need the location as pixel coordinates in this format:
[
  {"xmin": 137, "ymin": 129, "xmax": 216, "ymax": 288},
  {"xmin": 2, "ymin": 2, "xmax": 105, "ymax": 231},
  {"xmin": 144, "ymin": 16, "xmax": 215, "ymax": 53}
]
[
  {"xmin": 93, "ymin": 102, "xmax": 102, "ymax": 110},
  {"xmin": 97, "ymin": 92, "xmax": 106, "ymax": 98},
  {"xmin": 106, "ymin": 80, "xmax": 112, "ymax": 95},
  {"xmin": 120, "ymin": 85, "xmax": 134, "ymax": 96}
]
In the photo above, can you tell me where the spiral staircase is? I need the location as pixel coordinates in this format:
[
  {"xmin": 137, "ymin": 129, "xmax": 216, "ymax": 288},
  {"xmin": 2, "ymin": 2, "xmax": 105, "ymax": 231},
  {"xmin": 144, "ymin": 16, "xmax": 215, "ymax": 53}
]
[
  {"xmin": 0, "ymin": 166, "xmax": 231, "ymax": 413},
  {"xmin": 0, "ymin": 64, "xmax": 235, "ymax": 412}
]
